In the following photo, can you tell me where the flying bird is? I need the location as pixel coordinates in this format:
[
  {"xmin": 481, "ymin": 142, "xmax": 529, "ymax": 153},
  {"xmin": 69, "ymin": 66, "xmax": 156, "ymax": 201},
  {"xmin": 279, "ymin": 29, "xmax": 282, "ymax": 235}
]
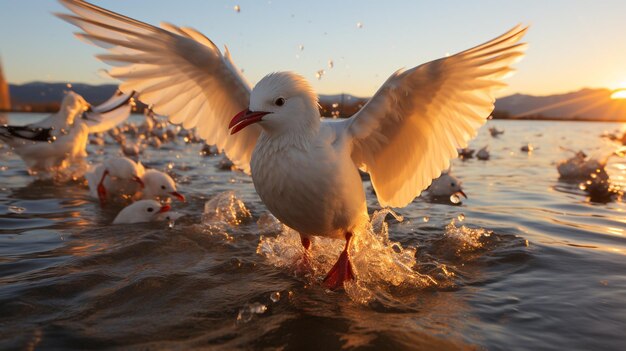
[{"xmin": 58, "ymin": 0, "xmax": 527, "ymax": 289}]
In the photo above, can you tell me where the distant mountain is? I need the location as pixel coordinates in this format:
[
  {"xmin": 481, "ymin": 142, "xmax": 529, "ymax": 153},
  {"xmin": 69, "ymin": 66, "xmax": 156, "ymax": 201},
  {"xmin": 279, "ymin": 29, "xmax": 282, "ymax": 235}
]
[
  {"xmin": 494, "ymin": 88, "xmax": 626, "ymax": 121},
  {"xmin": 8, "ymin": 82, "xmax": 626, "ymax": 121},
  {"xmin": 9, "ymin": 82, "xmax": 118, "ymax": 111}
]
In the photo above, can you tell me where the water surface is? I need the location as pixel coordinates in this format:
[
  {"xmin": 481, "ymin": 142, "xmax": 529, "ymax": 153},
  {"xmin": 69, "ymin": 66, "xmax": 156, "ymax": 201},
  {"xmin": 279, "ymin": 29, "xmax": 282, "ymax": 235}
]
[{"xmin": 1, "ymin": 114, "xmax": 625, "ymax": 350}]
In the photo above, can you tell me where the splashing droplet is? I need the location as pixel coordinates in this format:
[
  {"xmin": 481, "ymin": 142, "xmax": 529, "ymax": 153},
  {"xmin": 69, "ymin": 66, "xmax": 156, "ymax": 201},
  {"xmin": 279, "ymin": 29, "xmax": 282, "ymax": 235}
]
[
  {"xmin": 233, "ymin": 5, "xmax": 241, "ymax": 12},
  {"xmin": 315, "ymin": 69, "xmax": 325, "ymax": 80},
  {"xmin": 422, "ymin": 216, "xmax": 430, "ymax": 223},
  {"xmin": 9, "ymin": 206, "xmax": 26, "ymax": 214},
  {"xmin": 579, "ymin": 183, "xmax": 587, "ymax": 190},
  {"xmin": 236, "ymin": 302, "xmax": 267, "ymax": 324},
  {"xmin": 328, "ymin": 59, "xmax": 334, "ymax": 69},
  {"xmin": 298, "ymin": 44, "xmax": 304, "ymax": 51},
  {"xmin": 356, "ymin": 22, "xmax": 363, "ymax": 29},
  {"xmin": 457, "ymin": 213, "xmax": 465, "ymax": 221},
  {"xmin": 270, "ymin": 292, "xmax": 281, "ymax": 303},
  {"xmin": 450, "ymin": 194, "xmax": 461, "ymax": 204}
]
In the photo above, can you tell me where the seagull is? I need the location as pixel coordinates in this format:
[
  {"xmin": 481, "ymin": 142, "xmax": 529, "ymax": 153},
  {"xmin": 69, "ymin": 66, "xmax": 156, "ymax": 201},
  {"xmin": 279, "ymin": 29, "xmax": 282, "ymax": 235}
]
[
  {"xmin": 86, "ymin": 156, "xmax": 185, "ymax": 204},
  {"xmin": 58, "ymin": 0, "xmax": 527, "ymax": 289},
  {"xmin": 85, "ymin": 156, "xmax": 145, "ymax": 205},
  {"xmin": 1, "ymin": 119, "xmax": 90, "ymax": 173},
  {"xmin": 476, "ymin": 146, "xmax": 490, "ymax": 160},
  {"xmin": 141, "ymin": 168, "xmax": 185, "ymax": 202},
  {"xmin": 427, "ymin": 171, "xmax": 467, "ymax": 200},
  {"xmin": 489, "ymin": 126, "xmax": 504, "ymax": 137},
  {"xmin": 112, "ymin": 199, "xmax": 171, "ymax": 224},
  {"xmin": 0, "ymin": 89, "xmax": 134, "ymax": 173}
]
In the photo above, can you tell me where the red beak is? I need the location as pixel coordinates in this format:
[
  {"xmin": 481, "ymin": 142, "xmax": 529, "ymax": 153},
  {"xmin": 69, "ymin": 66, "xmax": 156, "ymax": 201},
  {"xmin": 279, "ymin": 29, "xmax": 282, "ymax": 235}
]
[
  {"xmin": 457, "ymin": 190, "xmax": 468, "ymax": 199},
  {"xmin": 229, "ymin": 109, "xmax": 270, "ymax": 134},
  {"xmin": 158, "ymin": 204, "xmax": 171, "ymax": 213},
  {"xmin": 133, "ymin": 176, "xmax": 145, "ymax": 188},
  {"xmin": 170, "ymin": 191, "xmax": 185, "ymax": 202}
]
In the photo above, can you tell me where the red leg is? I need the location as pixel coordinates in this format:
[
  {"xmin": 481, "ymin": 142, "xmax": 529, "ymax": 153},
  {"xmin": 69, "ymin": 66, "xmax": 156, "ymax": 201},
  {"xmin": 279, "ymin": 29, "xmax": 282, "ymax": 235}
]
[
  {"xmin": 296, "ymin": 236, "xmax": 312, "ymax": 276},
  {"xmin": 323, "ymin": 232, "xmax": 355, "ymax": 290},
  {"xmin": 301, "ymin": 237, "xmax": 311, "ymax": 250},
  {"xmin": 97, "ymin": 170, "xmax": 109, "ymax": 206}
]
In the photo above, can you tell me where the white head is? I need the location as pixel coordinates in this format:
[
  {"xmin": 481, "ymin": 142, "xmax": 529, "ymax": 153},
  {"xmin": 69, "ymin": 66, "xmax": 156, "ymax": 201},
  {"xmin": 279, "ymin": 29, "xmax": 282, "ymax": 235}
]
[
  {"xmin": 60, "ymin": 91, "xmax": 90, "ymax": 125},
  {"xmin": 229, "ymin": 72, "xmax": 320, "ymax": 137},
  {"xmin": 112, "ymin": 199, "xmax": 170, "ymax": 224},
  {"xmin": 429, "ymin": 173, "xmax": 467, "ymax": 198},
  {"xmin": 142, "ymin": 169, "xmax": 185, "ymax": 201},
  {"xmin": 104, "ymin": 157, "xmax": 145, "ymax": 187}
]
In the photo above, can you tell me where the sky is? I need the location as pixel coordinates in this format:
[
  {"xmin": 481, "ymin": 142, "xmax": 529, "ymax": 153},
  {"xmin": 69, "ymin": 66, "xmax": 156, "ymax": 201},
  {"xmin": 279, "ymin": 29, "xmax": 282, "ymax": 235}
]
[{"xmin": 1, "ymin": 0, "xmax": 626, "ymax": 98}]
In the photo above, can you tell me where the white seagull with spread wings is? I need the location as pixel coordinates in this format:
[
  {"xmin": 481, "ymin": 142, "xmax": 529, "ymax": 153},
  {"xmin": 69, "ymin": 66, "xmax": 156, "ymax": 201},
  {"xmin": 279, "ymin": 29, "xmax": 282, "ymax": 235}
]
[{"xmin": 58, "ymin": 0, "xmax": 527, "ymax": 290}]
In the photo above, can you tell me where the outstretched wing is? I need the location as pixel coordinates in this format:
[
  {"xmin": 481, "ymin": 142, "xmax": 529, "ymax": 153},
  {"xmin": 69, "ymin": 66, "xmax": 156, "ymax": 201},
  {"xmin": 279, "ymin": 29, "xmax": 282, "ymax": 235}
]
[
  {"xmin": 82, "ymin": 90, "xmax": 134, "ymax": 133},
  {"xmin": 57, "ymin": 0, "xmax": 260, "ymax": 173},
  {"xmin": 344, "ymin": 25, "xmax": 528, "ymax": 207}
]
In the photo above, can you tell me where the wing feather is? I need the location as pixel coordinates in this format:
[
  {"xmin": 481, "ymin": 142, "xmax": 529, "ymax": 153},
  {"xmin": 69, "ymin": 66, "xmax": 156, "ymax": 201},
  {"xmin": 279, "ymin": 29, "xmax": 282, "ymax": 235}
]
[
  {"xmin": 344, "ymin": 25, "xmax": 528, "ymax": 207},
  {"xmin": 57, "ymin": 0, "xmax": 260, "ymax": 173}
]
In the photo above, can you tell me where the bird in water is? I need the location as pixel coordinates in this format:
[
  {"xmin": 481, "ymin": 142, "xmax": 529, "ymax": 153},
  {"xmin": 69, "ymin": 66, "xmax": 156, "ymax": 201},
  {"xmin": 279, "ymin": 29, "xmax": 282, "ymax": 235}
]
[
  {"xmin": 58, "ymin": 0, "xmax": 527, "ymax": 290},
  {"xmin": 0, "ymin": 90, "xmax": 134, "ymax": 174},
  {"xmin": 112, "ymin": 199, "xmax": 171, "ymax": 224}
]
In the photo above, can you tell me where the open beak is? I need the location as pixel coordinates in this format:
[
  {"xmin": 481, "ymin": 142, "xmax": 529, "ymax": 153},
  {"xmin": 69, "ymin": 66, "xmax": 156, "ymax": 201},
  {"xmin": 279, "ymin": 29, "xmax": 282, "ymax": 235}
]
[
  {"xmin": 170, "ymin": 191, "xmax": 185, "ymax": 202},
  {"xmin": 229, "ymin": 109, "xmax": 270, "ymax": 135},
  {"xmin": 457, "ymin": 190, "xmax": 468, "ymax": 199},
  {"xmin": 158, "ymin": 204, "xmax": 171, "ymax": 213},
  {"xmin": 133, "ymin": 176, "xmax": 145, "ymax": 188}
]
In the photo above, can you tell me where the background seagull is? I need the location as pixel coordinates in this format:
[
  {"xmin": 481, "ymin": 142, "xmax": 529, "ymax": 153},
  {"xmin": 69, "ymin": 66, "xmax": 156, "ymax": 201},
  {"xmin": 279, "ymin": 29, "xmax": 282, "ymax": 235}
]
[
  {"xmin": 112, "ymin": 199, "xmax": 170, "ymax": 224},
  {"xmin": 0, "ymin": 89, "xmax": 134, "ymax": 173},
  {"xmin": 58, "ymin": 0, "xmax": 527, "ymax": 289}
]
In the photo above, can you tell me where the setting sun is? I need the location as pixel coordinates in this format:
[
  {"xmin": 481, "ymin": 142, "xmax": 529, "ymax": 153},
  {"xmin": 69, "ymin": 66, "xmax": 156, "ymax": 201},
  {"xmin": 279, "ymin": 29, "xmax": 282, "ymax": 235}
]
[{"xmin": 611, "ymin": 88, "xmax": 626, "ymax": 99}]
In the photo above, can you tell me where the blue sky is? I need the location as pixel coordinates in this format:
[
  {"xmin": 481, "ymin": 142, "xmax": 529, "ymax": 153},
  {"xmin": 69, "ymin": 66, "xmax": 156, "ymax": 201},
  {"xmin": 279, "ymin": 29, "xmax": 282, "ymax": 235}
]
[{"xmin": 1, "ymin": 0, "xmax": 626, "ymax": 97}]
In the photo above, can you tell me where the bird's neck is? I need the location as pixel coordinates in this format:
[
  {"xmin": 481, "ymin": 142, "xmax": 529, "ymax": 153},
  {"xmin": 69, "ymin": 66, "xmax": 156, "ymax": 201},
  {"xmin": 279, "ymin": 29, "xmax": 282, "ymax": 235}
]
[{"xmin": 259, "ymin": 110, "xmax": 321, "ymax": 151}]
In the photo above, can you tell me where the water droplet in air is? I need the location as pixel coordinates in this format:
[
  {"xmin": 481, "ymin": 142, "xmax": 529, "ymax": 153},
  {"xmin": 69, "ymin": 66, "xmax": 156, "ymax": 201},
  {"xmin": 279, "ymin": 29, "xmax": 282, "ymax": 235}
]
[
  {"xmin": 579, "ymin": 183, "xmax": 587, "ymax": 190},
  {"xmin": 356, "ymin": 22, "xmax": 363, "ymax": 29},
  {"xmin": 315, "ymin": 70, "xmax": 325, "ymax": 80},
  {"xmin": 270, "ymin": 291, "xmax": 281, "ymax": 303},
  {"xmin": 422, "ymin": 216, "xmax": 430, "ymax": 223},
  {"xmin": 457, "ymin": 213, "xmax": 465, "ymax": 221},
  {"xmin": 331, "ymin": 103, "xmax": 339, "ymax": 109},
  {"xmin": 9, "ymin": 206, "xmax": 26, "ymax": 214},
  {"xmin": 236, "ymin": 302, "xmax": 267, "ymax": 324},
  {"xmin": 450, "ymin": 194, "xmax": 461, "ymax": 204},
  {"xmin": 328, "ymin": 59, "xmax": 334, "ymax": 69},
  {"xmin": 590, "ymin": 173, "xmax": 597, "ymax": 179},
  {"xmin": 298, "ymin": 44, "xmax": 304, "ymax": 51},
  {"xmin": 234, "ymin": 5, "xmax": 241, "ymax": 12},
  {"xmin": 249, "ymin": 302, "xmax": 267, "ymax": 314}
]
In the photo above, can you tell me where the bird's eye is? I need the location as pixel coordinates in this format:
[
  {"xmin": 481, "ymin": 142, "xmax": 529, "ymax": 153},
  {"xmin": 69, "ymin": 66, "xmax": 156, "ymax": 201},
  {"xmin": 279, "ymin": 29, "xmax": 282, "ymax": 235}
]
[
  {"xmin": 274, "ymin": 97, "xmax": 285, "ymax": 106},
  {"xmin": 450, "ymin": 183, "xmax": 456, "ymax": 187},
  {"xmin": 147, "ymin": 207, "xmax": 154, "ymax": 212},
  {"xmin": 161, "ymin": 185, "xmax": 166, "ymax": 190}
]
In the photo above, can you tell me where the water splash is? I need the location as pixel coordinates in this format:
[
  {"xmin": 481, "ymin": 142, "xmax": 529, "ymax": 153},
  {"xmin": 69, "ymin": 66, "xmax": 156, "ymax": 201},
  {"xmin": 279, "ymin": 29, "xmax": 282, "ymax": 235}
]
[
  {"xmin": 270, "ymin": 291, "xmax": 281, "ymax": 303},
  {"xmin": 236, "ymin": 302, "xmax": 267, "ymax": 324},
  {"xmin": 258, "ymin": 209, "xmax": 436, "ymax": 304},
  {"xmin": 443, "ymin": 219, "xmax": 492, "ymax": 254},
  {"xmin": 201, "ymin": 191, "xmax": 251, "ymax": 236}
]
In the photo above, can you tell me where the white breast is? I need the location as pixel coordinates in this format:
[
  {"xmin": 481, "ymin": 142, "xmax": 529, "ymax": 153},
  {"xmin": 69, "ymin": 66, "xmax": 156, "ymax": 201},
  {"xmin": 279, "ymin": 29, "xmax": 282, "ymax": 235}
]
[{"xmin": 250, "ymin": 131, "xmax": 367, "ymax": 239}]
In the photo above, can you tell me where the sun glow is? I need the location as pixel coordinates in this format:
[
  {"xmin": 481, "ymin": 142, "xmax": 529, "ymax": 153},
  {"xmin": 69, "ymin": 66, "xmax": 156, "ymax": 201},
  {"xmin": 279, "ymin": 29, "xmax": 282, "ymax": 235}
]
[{"xmin": 611, "ymin": 89, "xmax": 626, "ymax": 100}]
